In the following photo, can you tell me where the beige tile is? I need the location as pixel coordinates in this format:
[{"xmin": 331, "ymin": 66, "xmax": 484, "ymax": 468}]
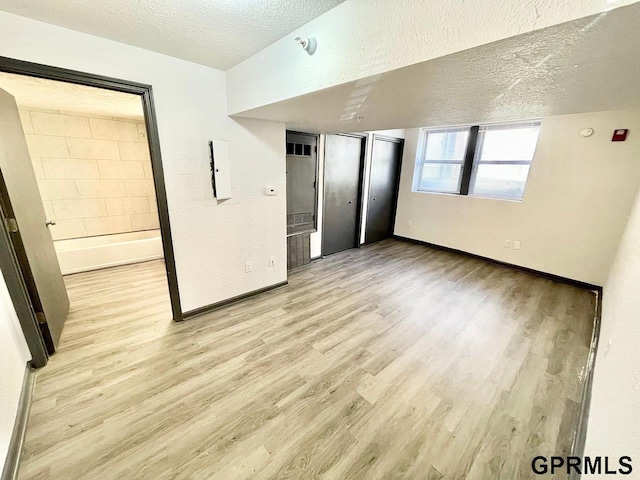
[
  {"xmin": 26, "ymin": 135, "xmax": 69, "ymax": 158},
  {"xmin": 19, "ymin": 111, "xmax": 34, "ymax": 135},
  {"xmin": 42, "ymin": 158, "xmax": 100, "ymax": 179},
  {"xmin": 98, "ymin": 160, "xmax": 144, "ymax": 179},
  {"xmin": 49, "ymin": 219, "xmax": 86, "ymax": 240},
  {"xmin": 42, "ymin": 200, "xmax": 55, "ymax": 219},
  {"xmin": 76, "ymin": 179, "xmax": 126, "ymax": 198},
  {"xmin": 125, "ymin": 179, "xmax": 155, "ymax": 197},
  {"xmin": 52, "ymin": 199, "xmax": 108, "ymax": 220},
  {"xmin": 118, "ymin": 141, "xmax": 150, "ymax": 161},
  {"xmin": 143, "ymin": 162, "xmax": 154, "ymax": 179},
  {"xmin": 66, "ymin": 138, "xmax": 119, "ymax": 160},
  {"xmin": 37, "ymin": 179, "xmax": 78, "ymax": 200},
  {"xmin": 31, "ymin": 158, "xmax": 45, "ymax": 179},
  {"xmin": 84, "ymin": 215, "xmax": 132, "ymax": 236},
  {"xmin": 89, "ymin": 118, "xmax": 139, "ymax": 142},
  {"xmin": 105, "ymin": 197, "xmax": 149, "ymax": 216},
  {"xmin": 30, "ymin": 111, "xmax": 91, "ymax": 138},
  {"xmin": 137, "ymin": 123, "xmax": 147, "ymax": 141},
  {"xmin": 131, "ymin": 212, "xmax": 160, "ymax": 231},
  {"xmin": 148, "ymin": 197, "xmax": 158, "ymax": 213}
]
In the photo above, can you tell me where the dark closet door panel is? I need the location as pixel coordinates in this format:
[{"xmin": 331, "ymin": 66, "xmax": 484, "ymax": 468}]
[
  {"xmin": 365, "ymin": 137, "xmax": 403, "ymax": 244},
  {"xmin": 323, "ymin": 135, "xmax": 364, "ymax": 256}
]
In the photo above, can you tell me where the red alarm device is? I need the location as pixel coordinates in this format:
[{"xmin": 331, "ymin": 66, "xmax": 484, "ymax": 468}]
[{"xmin": 612, "ymin": 129, "xmax": 628, "ymax": 142}]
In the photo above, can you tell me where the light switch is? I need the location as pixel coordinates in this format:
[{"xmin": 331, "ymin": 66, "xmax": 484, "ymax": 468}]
[{"xmin": 265, "ymin": 186, "xmax": 277, "ymax": 196}]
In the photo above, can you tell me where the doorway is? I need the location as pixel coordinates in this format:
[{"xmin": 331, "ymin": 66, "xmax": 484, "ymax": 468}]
[
  {"xmin": 322, "ymin": 134, "xmax": 366, "ymax": 256},
  {"xmin": 286, "ymin": 131, "xmax": 318, "ymax": 269},
  {"xmin": 0, "ymin": 56, "xmax": 181, "ymax": 367}
]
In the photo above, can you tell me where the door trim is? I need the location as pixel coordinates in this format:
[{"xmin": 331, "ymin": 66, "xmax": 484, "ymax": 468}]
[
  {"xmin": 0, "ymin": 56, "xmax": 183, "ymax": 329},
  {"xmin": 321, "ymin": 133, "xmax": 367, "ymax": 257},
  {"xmin": 363, "ymin": 134, "xmax": 405, "ymax": 245}
]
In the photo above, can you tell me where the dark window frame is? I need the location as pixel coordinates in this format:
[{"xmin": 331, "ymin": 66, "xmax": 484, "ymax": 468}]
[{"xmin": 414, "ymin": 120, "xmax": 541, "ymax": 200}]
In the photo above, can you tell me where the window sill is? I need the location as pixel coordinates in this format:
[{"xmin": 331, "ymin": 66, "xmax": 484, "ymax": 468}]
[{"xmin": 412, "ymin": 189, "xmax": 524, "ymax": 203}]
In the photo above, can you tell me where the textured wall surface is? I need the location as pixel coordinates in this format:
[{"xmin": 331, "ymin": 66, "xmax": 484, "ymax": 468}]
[
  {"xmin": 0, "ymin": 0, "xmax": 344, "ymax": 70},
  {"xmin": 18, "ymin": 109, "xmax": 158, "ymax": 240},
  {"xmin": 394, "ymin": 110, "xmax": 640, "ymax": 286},
  {"xmin": 227, "ymin": 0, "xmax": 639, "ymax": 115},
  {"xmin": 585, "ymin": 185, "xmax": 640, "ymax": 459},
  {"xmin": 0, "ymin": 273, "xmax": 30, "ymax": 470},
  {"xmin": 0, "ymin": 11, "xmax": 287, "ymax": 313}
]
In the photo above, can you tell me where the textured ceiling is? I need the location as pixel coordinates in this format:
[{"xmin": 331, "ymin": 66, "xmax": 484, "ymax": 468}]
[
  {"xmin": 233, "ymin": 3, "xmax": 640, "ymax": 133},
  {"xmin": 0, "ymin": 0, "xmax": 344, "ymax": 70},
  {"xmin": 0, "ymin": 72, "xmax": 144, "ymax": 120}
]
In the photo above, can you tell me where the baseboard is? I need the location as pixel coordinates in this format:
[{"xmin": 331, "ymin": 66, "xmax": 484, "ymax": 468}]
[
  {"xmin": 1, "ymin": 365, "xmax": 36, "ymax": 480},
  {"xmin": 392, "ymin": 235, "xmax": 602, "ymax": 292},
  {"xmin": 182, "ymin": 281, "xmax": 289, "ymax": 320},
  {"xmin": 569, "ymin": 290, "xmax": 603, "ymax": 479}
]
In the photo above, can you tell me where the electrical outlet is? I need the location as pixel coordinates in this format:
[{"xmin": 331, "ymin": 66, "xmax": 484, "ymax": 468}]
[
  {"xmin": 408, "ymin": 219, "xmax": 412, "ymax": 227},
  {"xmin": 514, "ymin": 241, "xmax": 521, "ymax": 250},
  {"xmin": 245, "ymin": 261, "xmax": 252, "ymax": 273},
  {"xmin": 504, "ymin": 239, "xmax": 512, "ymax": 248},
  {"xmin": 269, "ymin": 256, "xmax": 276, "ymax": 267}
]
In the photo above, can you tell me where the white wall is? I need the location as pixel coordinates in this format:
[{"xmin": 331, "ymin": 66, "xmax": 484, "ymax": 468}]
[
  {"xmin": 310, "ymin": 129, "xmax": 405, "ymax": 259},
  {"xmin": 394, "ymin": 110, "xmax": 640, "ymax": 286},
  {"xmin": 585, "ymin": 185, "xmax": 640, "ymax": 458},
  {"xmin": 0, "ymin": 273, "xmax": 30, "ymax": 470},
  {"xmin": 0, "ymin": 11, "xmax": 287, "ymax": 312},
  {"xmin": 226, "ymin": 0, "xmax": 637, "ymax": 115}
]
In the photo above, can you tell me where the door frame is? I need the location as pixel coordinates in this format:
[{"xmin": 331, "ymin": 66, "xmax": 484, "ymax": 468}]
[
  {"xmin": 321, "ymin": 133, "xmax": 367, "ymax": 257},
  {"xmin": 285, "ymin": 130, "xmax": 320, "ymax": 235},
  {"xmin": 0, "ymin": 56, "xmax": 183, "ymax": 364},
  {"xmin": 364, "ymin": 134, "xmax": 405, "ymax": 245}
]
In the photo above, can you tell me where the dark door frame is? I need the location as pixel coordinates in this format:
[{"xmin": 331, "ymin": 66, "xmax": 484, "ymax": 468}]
[
  {"xmin": 321, "ymin": 133, "xmax": 368, "ymax": 257},
  {"xmin": 364, "ymin": 134, "xmax": 405, "ymax": 245},
  {"xmin": 0, "ymin": 56, "xmax": 184, "ymax": 365}
]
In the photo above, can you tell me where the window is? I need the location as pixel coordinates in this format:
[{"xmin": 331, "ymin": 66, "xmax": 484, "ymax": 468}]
[
  {"xmin": 414, "ymin": 121, "xmax": 540, "ymax": 200},
  {"xmin": 414, "ymin": 127, "xmax": 469, "ymax": 193}
]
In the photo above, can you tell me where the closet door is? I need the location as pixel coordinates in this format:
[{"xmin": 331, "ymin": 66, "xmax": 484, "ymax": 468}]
[
  {"xmin": 365, "ymin": 136, "xmax": 404, "ymax": 244},
  {"xmin": 323, "ymin": 134, "xmax": 365, "ymax": 256}
]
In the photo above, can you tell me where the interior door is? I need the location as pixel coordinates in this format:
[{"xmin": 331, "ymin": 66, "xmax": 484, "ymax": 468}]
[
  {"xmin": 323, "ymin": 134, "xmax": 364, "ymax": 256},
  {"xmin": 0, "ymin": 88, "xmax": 69, "ymax": 352},
  {"xmin": 365, "ymin": 136, "xmax": 404, "ymax": 244}
]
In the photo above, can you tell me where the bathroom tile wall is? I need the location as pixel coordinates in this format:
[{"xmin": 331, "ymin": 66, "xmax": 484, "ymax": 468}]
[{"xmin": 19, "ymin": 109, "xmax": 160, "ymax": 240}]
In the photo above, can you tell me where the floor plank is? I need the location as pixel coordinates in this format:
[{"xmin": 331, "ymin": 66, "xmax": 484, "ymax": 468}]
[{"xmin": 20, "ymin": 239, "xmax": 595, "ymax": 479}]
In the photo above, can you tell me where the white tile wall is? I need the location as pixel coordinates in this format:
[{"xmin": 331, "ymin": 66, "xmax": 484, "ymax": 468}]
[
  {"xmin": 97, "ymin": 160, "xmax": 144, "ymax": 179},
  {"xmin": 131, "ymin": 213, "xmax": 160, "ymax": 231},
  {"xmin": 104, "ymin": 197, "xmax": 149, "ymax": 216},
  {"xmin": 52, "ymin": 199, "xmax": 108, "ymax": 220},
  {"xmin": 21, "ymin": 109, "xmax": 160, "ymax": 240},
  {"xmin": 49, "ymin": 219, "xmax": 86, "ymax": 240},
  {"xmin": 118, "ymin": 141, "xmax": 150, "ymax": 161},
  {"xmin": 84, "ymin": 215, "xmax": 132, "ymax": 236},
  {"xmin": 89, "ymin": 118, "xmax": 139, "ymax": 142},
  {"xmin": 30, "ymin": 111, "xmax": 91, "ymax": 138},
  {"xmin": 42, "ymin": 158, "xmax": 100, "ymax": 179},
  {"xmin": 75, "ymin": 179, "xmax": 127, "ymax": 198},
  {"xmin": 66, "ymin": 137, "xmax": 120, "ymax": 160},
  {"xmin": 26, "ymin": 135, "xmax": 69, "ymax": 158}
]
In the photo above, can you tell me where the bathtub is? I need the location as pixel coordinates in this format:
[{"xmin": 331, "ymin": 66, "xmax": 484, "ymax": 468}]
[{"xmin": 54, "ymin": 230, "xmax": 163, "ymax": 275}]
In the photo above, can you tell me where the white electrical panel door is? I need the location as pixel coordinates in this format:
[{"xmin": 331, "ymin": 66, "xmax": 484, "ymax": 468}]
[{"xmin": 211, "ymin": 140, "xmax": 232, "ymax": 200}]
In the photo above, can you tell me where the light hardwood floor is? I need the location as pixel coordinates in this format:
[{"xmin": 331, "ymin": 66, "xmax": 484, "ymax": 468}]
[{"xmin": 20, "ymin": 239, "xmax": 595, "ymax": 479}]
